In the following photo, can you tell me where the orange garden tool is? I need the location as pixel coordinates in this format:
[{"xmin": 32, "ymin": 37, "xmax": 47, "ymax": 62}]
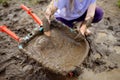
[
  {"xmin": 0, "ymin": 5, "xmax": 89, "ymax": 77},
  {"xmin": 0, "ymin": 5, "xmax": 44, "ymax": 45},
  {"xmin": 20, "ymin": 4, "xmax": 44, "ymax": 41},
  {"xmin": 0, "ymin": 25, "xmax": 42, "ymax": 44},
  {"xmin": 21, "ymin": 4, "xmax": 43, "ymax": 26},
  {"xmin": 0, "ymin": 25, "xmax": 20, "ymax": 42}
]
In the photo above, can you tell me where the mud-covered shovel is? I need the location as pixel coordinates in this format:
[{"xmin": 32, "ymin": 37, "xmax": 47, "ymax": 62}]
[{"xmin": 0, "ymin": 5, "xmax": 90, "ymax": 77}]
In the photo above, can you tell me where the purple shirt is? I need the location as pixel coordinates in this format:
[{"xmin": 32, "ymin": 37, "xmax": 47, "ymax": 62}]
[{"xmin": 54, "ymin": 0, "xmax": 96, "ymax": 20}]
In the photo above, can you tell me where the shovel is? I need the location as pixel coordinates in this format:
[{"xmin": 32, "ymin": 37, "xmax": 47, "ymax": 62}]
[{"xmin": 0, "ymin": 5, "xmax": 90, "ymax": 77}]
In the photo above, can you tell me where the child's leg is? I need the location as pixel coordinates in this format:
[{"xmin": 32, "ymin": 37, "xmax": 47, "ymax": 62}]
[
  {"xmin": 92, "ymin": 7, "xmax": 104, "ymax": 23},
  {"xmin": 74, "ymin": 7, "xmax": 104, "ymax": 23},
  {"xmin": 55, "ymin": 7, "xmax": 104, "ymax": 28}
]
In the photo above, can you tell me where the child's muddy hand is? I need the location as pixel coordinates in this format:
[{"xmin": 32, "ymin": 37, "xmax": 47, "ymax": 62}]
[
  {"xmin": 80, "ymin": 28, "xmax": 85, "ymax": 36},
  {"xmin": 80, "ymin": 24, "xmax": 87, "ymax": 36},
  {"xmin": 44, "ymin": 31, "xmax": 51, "ymax": 37}
]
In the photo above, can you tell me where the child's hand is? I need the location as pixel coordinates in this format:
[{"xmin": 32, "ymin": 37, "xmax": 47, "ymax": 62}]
[
  {"xmin": 80, "ymin": 24, "xmax": 87, "ymax": 36},
  {"xmin": 44, "ymin": 31, "xmax": 51, "ymax": 37},
  {"xmin": 42, "ymin": 15, "xmax": 51, "ymax": 37}
]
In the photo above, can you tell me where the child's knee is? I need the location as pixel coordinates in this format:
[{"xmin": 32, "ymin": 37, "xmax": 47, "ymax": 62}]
[{"xmin": 92, "ymin": 7, "xmax": 104, "ymax": 23}]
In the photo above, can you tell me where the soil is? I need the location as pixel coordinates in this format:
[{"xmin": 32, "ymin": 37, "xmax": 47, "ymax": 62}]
[{"xmin": 0, "ymin": 0, "xmax": 120, "ymax": 80}]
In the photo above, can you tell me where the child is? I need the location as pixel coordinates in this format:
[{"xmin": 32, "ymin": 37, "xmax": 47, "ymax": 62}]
[{"xmin": 44, "ymin": 0, "xmax": 103, "ymax": 36}]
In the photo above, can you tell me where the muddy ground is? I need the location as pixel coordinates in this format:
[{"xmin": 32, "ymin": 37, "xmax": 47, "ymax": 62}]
[{"xmin": 0, "ymin": 0, "xmax": 120, "ymax": 80}]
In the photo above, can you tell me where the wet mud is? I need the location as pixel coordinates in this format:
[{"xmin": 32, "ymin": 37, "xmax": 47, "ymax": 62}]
[{"xmin": 0, "ymin": 0, "xmax": 120, "ymax": 80}]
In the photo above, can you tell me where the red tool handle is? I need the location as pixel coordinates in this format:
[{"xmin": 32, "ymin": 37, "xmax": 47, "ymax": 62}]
[
  {"xmin": 0, "ymin": 26, "xmax": 20, "ymax": 42},
  {"xmin": 21, "ymin": 4, "xmax": 43, "ymax": 26}
]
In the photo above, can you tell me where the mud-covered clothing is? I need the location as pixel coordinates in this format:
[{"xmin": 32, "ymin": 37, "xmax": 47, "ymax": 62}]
[{"xmin": 54, "ymin": 0, "xmax": 96, "ymax": 20}]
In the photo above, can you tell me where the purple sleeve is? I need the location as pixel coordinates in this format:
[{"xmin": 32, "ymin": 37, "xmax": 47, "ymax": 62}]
[
  {"xmin": 54, "ymin": 0, "xmax": 66, "ymax": 9},
  {"xmin": 90, "ymin": 0, "xmax": 96, "ymax": 4}
]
